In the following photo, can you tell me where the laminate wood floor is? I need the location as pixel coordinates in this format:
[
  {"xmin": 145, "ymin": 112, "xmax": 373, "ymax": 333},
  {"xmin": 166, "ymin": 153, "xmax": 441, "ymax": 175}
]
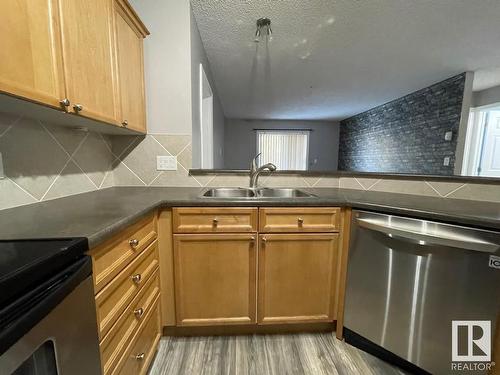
[{"xmin": 148, "ymin": 332, "xmax": 407, "ymax": 375}]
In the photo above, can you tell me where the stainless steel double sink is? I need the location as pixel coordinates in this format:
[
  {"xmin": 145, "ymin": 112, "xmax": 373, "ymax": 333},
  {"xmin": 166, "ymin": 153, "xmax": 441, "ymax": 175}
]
[{"xmin": 201, "ymin": 187, "xmax": 316, "ymax": 199}]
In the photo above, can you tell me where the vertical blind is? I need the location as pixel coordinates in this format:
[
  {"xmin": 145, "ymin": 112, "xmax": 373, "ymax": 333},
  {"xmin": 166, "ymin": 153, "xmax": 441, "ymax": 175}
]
[{"xmin": 257, "ymin": 130, "xmax": 309, "ymax": 170}]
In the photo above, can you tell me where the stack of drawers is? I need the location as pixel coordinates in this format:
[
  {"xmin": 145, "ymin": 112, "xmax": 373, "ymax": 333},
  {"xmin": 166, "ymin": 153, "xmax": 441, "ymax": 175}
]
[{"xmin": 88, "ymin": 214, "xmax": 161, "ymax": 375}]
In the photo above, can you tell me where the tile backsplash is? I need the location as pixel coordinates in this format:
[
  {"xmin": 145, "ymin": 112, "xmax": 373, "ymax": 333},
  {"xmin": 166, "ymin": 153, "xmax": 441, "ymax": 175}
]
[
  {"xmin": 0, "ymin": 112, "xmax": 114, "ymax": 210},
  {"xmin": 1, "ymin": 110, "xmax": 500, "ymax": 211}
]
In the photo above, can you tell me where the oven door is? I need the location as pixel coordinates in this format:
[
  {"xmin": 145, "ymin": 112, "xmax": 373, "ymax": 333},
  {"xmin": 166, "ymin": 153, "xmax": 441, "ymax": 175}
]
[{"xmin": 0, "ymin": 258, "xmax": 101, "ymax": 375}]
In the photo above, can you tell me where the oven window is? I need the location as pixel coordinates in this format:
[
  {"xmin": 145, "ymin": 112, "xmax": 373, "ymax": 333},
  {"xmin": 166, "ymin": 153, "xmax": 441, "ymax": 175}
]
[{"xmin": 12, "ymin": 341, "xmax": 58, "ymax": 375}]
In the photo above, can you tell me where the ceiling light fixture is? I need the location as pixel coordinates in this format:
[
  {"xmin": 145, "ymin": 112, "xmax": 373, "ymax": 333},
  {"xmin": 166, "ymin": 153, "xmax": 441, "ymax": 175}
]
[{"xmin": 254, "ymin": 18, "xmax": 272, "ymax": 43}]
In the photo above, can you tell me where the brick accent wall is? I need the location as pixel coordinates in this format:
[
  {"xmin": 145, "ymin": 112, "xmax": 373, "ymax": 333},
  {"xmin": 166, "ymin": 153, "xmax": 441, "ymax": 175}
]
[{"xmin": 339, "ymin": 73, "xmax": 466, "ymax": 175}]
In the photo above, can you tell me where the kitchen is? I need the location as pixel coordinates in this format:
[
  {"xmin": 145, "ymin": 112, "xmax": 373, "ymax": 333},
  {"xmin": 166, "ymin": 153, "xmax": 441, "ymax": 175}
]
[{"xmin": 0, "ymin": 1, "xmax": 499, "ymax": 374}]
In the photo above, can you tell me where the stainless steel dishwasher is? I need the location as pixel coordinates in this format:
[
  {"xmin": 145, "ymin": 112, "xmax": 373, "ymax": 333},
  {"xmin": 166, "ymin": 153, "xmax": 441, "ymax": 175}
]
[{"xmin": 344, "ymin": 210, "xmax": 500, "ymax": 375}]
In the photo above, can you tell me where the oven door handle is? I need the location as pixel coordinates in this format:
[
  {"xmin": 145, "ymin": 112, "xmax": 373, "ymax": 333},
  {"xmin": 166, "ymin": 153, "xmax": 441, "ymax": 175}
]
[{"xmin": 356, "ymin": 217, "xmax": 499, "ymax": 253}]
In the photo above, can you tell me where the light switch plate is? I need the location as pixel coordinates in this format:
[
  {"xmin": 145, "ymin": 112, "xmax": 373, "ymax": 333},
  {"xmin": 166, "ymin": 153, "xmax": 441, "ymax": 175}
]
[
  {"xmin": 157, "ymin": 155, "xmax": 177, "ymax": 171},
  {"xmin": 443, "ymin": 156, "xmax": 451, "ymax": 166},
  {"xmin": 445, "ymin": 131, "xmax": 453, "ymax": 141}
]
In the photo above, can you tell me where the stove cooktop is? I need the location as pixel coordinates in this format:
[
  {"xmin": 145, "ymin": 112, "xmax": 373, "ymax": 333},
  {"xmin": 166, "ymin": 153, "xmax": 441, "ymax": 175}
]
[{"xmin": 0, "ymin": 238, "xmax": 88, "ymax": 307}]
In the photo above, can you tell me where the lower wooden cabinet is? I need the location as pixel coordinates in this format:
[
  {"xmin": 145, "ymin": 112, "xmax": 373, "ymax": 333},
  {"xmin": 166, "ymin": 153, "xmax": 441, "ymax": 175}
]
[
  {"xmin": 88, "ymin": 212, "xmax": 160, "ymax": 375},
  {"xmin": 173, "ymin": 234, "xmax": 257, "ymax": 326},
  {"xmin": 257, "ymin": 234, "xmax": 339, "ymax": 324}
]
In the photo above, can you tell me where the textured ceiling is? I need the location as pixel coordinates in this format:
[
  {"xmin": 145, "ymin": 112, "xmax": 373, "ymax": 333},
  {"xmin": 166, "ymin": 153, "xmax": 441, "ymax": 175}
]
[{"xmin": 191, "ymin": 0, "xmax": 500, "ymax": 120}]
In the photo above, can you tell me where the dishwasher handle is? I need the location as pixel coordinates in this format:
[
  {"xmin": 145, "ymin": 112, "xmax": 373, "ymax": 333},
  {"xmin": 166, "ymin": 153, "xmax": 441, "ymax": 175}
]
[{"xmin": 355, "ymin": 216, "xmax": 499, "ymax": 253}]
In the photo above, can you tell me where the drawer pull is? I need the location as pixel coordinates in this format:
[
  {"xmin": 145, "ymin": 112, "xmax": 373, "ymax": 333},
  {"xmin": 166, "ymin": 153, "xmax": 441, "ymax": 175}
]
[
  {"xmin": 129, "ymin": 238, "xmax": 139, "ymax": 248},
  {"xmin": 133, "ymin": 307, "xmax": 144, "ymax": 318},
  {"xmin": 262, "ymin": 237, "xmax": 267, "ymax": 243},
  {"xmin": 135, "ymin": 353, "xmax": 145, "ymax": 361},
  {"xmin": 298, "ymin": 217, "xmax": 304, "ymax": 226},
  {"xmin": 131, "ymin": 274, "xmax": 142, "ymax": 284},
  {"xmin": 212, "ymin": 218, "xmax": 218, "ymax": 226}
]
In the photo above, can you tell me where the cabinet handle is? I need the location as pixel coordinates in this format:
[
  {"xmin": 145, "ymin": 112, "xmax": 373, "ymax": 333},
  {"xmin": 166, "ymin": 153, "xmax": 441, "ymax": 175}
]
[
  {"xmin": 133, "ymin": 307, "xmax": 144, "ymax": 318},
  {"xmin": 212, "ymin": 218, "xmax": 218, "ymax": 226},
  {"xmin": 298, "ymin": 217, "xmax": 304, "ymax": 226},
  {"xmin": 135, "ymin": 353, "xmax": 145, "ymax": 361},
  {"xmin": 73, "ymin": 104, "xmax": 83, "ymax": 112},
  {"xmin": 129, "ymin": 239, "xmax": 139, "ymax": 248},
  {"xmin": 122, "ymin": 120, "xmax": 128, "ymax": 127},
  {"xmin": 262, "ymin": 237, "xmax": 267, "ymax": 243},
  {"xmin": 59, "ymin": 98, "xmax": 70, "ymax": 108},
  {"xmin": 131, "ymin": 274, "xmax": 142, "ymax": 284}
]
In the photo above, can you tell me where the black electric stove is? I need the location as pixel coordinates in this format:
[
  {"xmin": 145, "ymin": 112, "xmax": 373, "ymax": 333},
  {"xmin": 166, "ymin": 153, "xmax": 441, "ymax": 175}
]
[{"xmin": 0, "ymin": 238, "xmax": 90, "ymax": 355}]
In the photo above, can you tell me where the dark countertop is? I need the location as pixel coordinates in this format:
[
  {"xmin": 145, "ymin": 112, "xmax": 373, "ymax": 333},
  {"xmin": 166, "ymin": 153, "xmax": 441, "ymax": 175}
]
[{"xmin": 0, "ymin": 187, "xmax": 499, "ymax": 248}]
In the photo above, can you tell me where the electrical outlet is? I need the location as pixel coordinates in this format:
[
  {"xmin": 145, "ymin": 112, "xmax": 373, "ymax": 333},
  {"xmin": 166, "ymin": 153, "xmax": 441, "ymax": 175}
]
[
  {"xmin": 0, "ymin": 152, "xmax": 4, "ymax": 179},
  {"xmin": 157, "ymin": 156, "xmax": 177, "ymax": 171},
  {"xmin": 443, "ymin": 156, "xmax": 450, "ymax": 166},
  {"xmin": 445, "ymin": 131, "xmax": 453, "ymax": 141}
]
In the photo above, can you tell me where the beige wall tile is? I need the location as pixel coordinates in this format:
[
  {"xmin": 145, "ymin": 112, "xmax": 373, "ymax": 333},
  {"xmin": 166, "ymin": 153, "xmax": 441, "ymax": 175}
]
[
  {"xmin": 0, "ymin": 117, "xmax": 68, "ymax": 199},
  {"xmin": 339, "ymin": 177, "xmax": 365, "ymax": 190},
  {"xmin": 153, "ymin": 134, "xmax": 191, "ymax": 155},
  {"xmin": 72, "ymin": 132, "xmax": 114, "ymax": 187},
  {"xmin": 150, "ymin": 169, "xmax": 201, "ymax": 187},
  {"xmin": 43, "ymin": 161, "xmax": 96, "ymax": 200},
  {"xmin": 425, "ymin": 181, "xmax": 466, "ymax": 197},
  {"xmin": 369, "ymin": 179, "xmax": 440, "ymax": 197},
  {"xmin": 0, "ymin": 178, "xmax": 37, "ymax": 210},
  {"xmin": 446, "ymin": 183, "xmax": 500, "ymax": 202},
  {"xmin": 206, "ymin": 174, "xmax": 249, "ymax": 187},
  {"xmin": 313, "ymin": 177, "xmax": 340, "ymax": 188}
]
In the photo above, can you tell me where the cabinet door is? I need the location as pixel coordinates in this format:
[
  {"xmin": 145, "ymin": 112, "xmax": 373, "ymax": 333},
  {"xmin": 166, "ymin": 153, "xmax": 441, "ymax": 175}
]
[
  {"xmin": 174, "ymin": 234, "xmax": 257, "ymax": 326},
  {"xmin": 113, "ymin": 0, "xmax": 148, "ymax": 132},
  {"xmin": 258, "ymin": 234, "xmax": 338, "ymax": 324},
  {"xmin": 0, "ymin": 0, "xmax": 65, "ymax": 108},
  {"xmin": 58, "ymin": 0, "xmax": 118, "ymax": 123}
]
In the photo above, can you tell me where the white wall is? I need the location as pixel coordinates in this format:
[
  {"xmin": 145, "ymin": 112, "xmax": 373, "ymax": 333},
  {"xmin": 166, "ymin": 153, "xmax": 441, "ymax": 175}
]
[
  {"xmin": 224, "ymin": 119, "xmax": 340, "ymax": 171},
  {"xmin": 190, "ymin": 8, "xmax": 226, "ymax": 168},
  {"xmin": 473, "ymin": 85, "xmax": 500, "ymax": 108},
  {"xmin": 129, "ymin": 0, "xmax": 192, "ymax": 134}
]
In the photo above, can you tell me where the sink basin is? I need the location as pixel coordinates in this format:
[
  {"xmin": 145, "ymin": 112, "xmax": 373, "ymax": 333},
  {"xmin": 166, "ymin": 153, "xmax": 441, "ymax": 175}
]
[
  {"xmin": 256, "ymin": 188, "xmax": 316, "ymax": 198},
  {"xmin": 201, "ymin": 187, "xmax": 315, "ymax": 199},
  {"xmin": 202, "ymin": 188, "xmax": 256, "ymax": 198}
]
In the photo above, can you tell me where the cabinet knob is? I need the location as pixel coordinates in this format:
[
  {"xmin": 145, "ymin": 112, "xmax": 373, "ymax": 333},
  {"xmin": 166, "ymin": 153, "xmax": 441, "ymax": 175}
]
[
  {"xmin": 60, "ymin": 98, "xmax": 70, "ymax": 107},
  {"xmin": 262, "ymin": 237, "xmax": 267, "ymax": 243},
  {"xmin": 73, "ymin": 104, "xmax": 83, "ymax": 112},
  {"xmin": 135, "ymin": 353, "xmax": 145, "ymax": 361},
  {"xmin": 133, "ymin": 307, "xmax": 144, "ymax": 318},
  {"xmin": 129, "ymin": 238, "xmax": 139, "ymax": 248},
  {"xmin": 297, "ymin": 217, "xmax": 304, "ymax": 225},
  {"xmin": 212, "ymin": 218, "xmax": 218, "ymax": 226},
  {"xmin": 131, "ymin": 274, "xmax": 142, "ymax": 284},
  {"xmin": 122, "ymin": 120, "xmax": 128, "ymax": 127}
]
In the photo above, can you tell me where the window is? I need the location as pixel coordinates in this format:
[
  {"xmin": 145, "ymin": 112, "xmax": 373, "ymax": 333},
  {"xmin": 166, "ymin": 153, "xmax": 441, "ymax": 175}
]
[{"xmin": 257, "ymin": 130, "xmax": 309, "ymax": 170}]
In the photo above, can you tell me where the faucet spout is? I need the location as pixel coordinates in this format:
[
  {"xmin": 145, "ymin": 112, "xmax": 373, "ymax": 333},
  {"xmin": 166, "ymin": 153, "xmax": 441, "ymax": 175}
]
[{"xmin": 249, "ymin": 154, "xmax": 277, "ymax": 189}]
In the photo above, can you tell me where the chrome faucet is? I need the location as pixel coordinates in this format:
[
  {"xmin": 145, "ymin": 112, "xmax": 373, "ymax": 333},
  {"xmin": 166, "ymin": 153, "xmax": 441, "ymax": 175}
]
[{"xmin": 249, "ymin": 153, "xmax": 277, "ymax": 189}]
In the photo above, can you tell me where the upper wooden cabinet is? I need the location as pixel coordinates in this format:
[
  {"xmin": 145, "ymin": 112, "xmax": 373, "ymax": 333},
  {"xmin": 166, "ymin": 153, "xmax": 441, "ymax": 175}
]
[
  {"xmin": 0, "ymin": 0, "xmax": 149, "ymax": 133},
  {"xmin": 58, "ymin": 0, "xmax": 118, "ymax": 124},
  {"xmin": 0, "ymin": 0, "xmax": 65, "ymax": 108},
  {"xmin": 113, "ymin": 0, "xmax": 149, "ymax": 132}
]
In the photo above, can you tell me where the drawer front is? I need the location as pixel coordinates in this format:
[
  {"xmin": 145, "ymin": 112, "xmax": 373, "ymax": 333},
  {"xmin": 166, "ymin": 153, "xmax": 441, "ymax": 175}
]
[
  {"xmin": 100, "ymin": 271, "xmax": 160, "ymax": 375},
  {"xmin": 96, "ymin": 241, "xmax": 159, "ymax": 339},
  {"xmin": 90, "ymin": 214, "xmax": 157, "ymax": 294},
  {"xmin": 259, "ymin": 208, "xmax": 340, "ymax": 233},
  {"xmin": 115, "ymin": 301, "xmax": 161, "ymax": 375},
  {"xmin": 173, "ymin": 208, "xmax": 258, "ymax": 233}
]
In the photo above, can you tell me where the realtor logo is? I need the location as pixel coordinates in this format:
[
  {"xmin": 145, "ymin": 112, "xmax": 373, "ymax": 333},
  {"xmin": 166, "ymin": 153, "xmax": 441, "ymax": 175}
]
[{"xmin": 452, "ymin": 321, "xmax": 491, "ymax": 362}]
